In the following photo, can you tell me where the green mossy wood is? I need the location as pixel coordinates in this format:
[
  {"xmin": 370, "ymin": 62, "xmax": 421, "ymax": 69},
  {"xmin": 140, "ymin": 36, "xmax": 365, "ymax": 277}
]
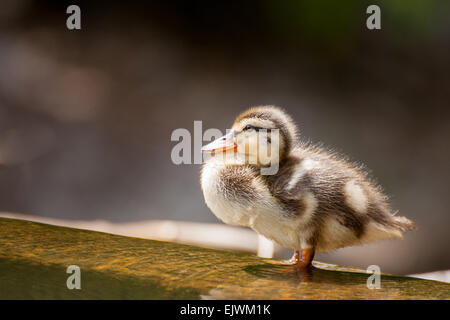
[{"xmin": 0, "ymin": 218, "xmax": 448, "ymax": 299}]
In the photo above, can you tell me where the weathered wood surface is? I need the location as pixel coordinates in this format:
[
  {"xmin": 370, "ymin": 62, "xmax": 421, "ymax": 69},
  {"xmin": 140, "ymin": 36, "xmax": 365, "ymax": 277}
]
[{"xmin": 0, "ymin": 218, "xmax": 449, "ymax": 299}]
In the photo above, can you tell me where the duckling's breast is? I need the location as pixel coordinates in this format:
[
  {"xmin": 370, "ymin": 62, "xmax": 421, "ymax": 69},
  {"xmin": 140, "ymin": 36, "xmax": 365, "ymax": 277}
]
[
  {"xmin": 201, "ymin": 158, "xmax": 303, "ymax": 249},
  {"xmin": 201, "ymin": 158, "xmax": 259, "ymax": 226}
]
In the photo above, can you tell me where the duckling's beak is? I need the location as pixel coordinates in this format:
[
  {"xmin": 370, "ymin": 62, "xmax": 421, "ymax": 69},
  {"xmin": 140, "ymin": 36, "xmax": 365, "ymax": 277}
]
[{"xmin": 201, "ymin": 132, "xmax": 237, "ymax": 153}]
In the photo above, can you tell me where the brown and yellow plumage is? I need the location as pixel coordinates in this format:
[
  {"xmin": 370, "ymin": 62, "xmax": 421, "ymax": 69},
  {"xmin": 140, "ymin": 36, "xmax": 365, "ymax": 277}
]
[{"xmin": 201, "ymin": 106, "xmax": 415, "ymax": 268}]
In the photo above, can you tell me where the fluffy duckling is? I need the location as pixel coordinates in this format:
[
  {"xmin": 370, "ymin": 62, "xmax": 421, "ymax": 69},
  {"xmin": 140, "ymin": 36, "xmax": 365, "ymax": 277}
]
[{"xmin": 201, "ymin": 106, "xmax": 415, "ymax": 268}]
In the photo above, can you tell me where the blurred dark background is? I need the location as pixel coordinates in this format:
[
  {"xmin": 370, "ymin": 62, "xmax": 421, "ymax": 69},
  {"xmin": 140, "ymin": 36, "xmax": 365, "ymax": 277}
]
[{"xmin": 0, "ymin": 0, "xmax": 449, "ymax": 275}]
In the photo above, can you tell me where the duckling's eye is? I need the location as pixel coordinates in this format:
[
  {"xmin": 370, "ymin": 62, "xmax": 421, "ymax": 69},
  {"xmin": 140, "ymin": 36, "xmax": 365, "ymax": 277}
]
[{"xmin": 243, "ymin": 124, "xmax": 265, "ymax": 132}]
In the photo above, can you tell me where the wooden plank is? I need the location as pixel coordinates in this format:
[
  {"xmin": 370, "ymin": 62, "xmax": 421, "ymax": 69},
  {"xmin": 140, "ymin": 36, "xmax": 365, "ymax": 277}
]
[{"xmin": 0, "ymin": 218, "xmax": 449, "ymax": 299}]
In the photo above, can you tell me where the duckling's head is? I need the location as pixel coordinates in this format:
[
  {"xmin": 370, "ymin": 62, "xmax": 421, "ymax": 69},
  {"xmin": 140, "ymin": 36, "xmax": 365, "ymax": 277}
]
[{"xmin": 202, "ymin": 106, "xmax": 298, "ymax": 167}]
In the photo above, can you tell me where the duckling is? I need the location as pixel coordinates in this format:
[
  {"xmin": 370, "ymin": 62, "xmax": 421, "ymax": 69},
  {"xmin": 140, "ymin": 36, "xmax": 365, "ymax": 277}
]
[{"xmin": 201, "ymin": 106, "xmax": 415, "ymax": 268}]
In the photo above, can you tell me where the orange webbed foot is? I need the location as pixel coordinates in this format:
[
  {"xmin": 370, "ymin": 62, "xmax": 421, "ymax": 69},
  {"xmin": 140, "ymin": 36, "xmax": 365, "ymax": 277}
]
[
  {"xmin": 282, "ymin": 250, "xmax": 300, "ymax": 265},
  {"xmin": 282, "ymin": 248, "xmax": 315, "ymax": 268}
]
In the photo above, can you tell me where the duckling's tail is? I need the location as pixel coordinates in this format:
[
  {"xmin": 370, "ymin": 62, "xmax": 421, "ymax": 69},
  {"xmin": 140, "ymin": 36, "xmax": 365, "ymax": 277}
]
[{"xmin": 391, "ymin": 215, "xmax": 417, "ymax": 232}]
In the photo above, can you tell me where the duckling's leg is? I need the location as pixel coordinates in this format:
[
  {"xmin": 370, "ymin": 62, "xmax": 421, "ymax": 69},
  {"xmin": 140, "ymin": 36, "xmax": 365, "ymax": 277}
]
[{"xmin": 297, "ymin": 248, "xmax": 315, "ymax": 269}]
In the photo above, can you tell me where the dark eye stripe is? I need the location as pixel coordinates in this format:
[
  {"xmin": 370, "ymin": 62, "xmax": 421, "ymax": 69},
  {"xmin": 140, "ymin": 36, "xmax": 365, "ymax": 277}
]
[{"xmin": 243, "ymin": 125, "xmax": 271, "ymax": 132}]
